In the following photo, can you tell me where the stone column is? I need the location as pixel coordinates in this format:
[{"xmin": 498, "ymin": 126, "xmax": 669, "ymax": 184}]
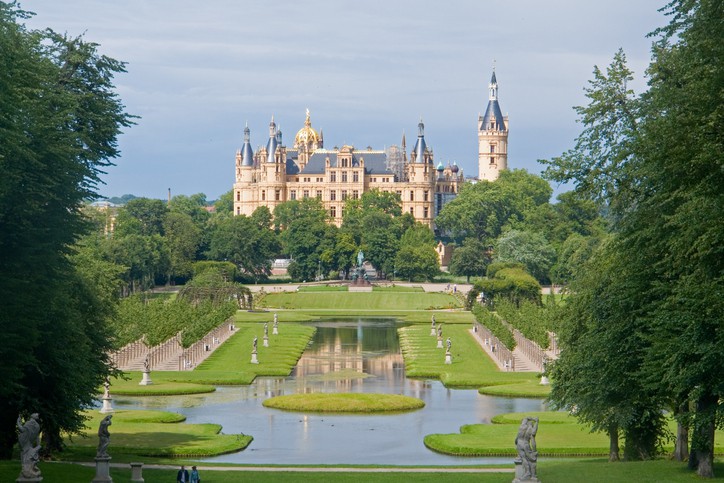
[{"xmin": 129, "ymin": 462, "xmax": 144, "ymax": 483}]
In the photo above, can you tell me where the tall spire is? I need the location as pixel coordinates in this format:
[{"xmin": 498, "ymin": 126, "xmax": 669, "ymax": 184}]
[
  {"xmin": 241, "ymin": 122, "xmax": 254, "ymax": 166},
  {"xmin": 489, "ymin": 67, "xmax": 498, "ymax": 101}
]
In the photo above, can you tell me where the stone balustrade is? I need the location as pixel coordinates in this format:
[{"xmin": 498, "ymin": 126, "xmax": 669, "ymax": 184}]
[
  {"xmin": 473, "ymin": 322, "xmax": 515, "ymax": 371},
  {"xmin": 178, "ymin": 318, "xmax": 237, "ymax": 370}
]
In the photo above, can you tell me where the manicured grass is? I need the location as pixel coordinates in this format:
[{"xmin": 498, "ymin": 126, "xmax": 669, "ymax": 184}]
[
  {"xmin": 297, "ymin": 285, "xmax": 349, "ymax": 292},
  {"xmin": 372, "ymin": 285, "xmax": 425, "ymax": 292},
  {"xmin": 478, "ymin": 381, "xmax": 551, "ymax": 398},
  {"xmin": 263, "ymin": 393, "xmax": 425, "ymax": 413},
  {"xmin": 198, "ymin": 322, "xmax": 316, "ymax": 377},
  {"xmin": 110, "ymin": 375, "xmax": 216, "ymax": 395},
  {"xmin": 234, "ymin": 309, "xmax": 475, "ymax": 325},
  {"xmin": 398, "ymin": 324, "xmax": 539, "ymax": 389},
  {"xmin": 61, "ymin": 409, "xmax": 251, "ymax": 458},
  {"xmin": 260, "ymin": 292, "xmax": 461, "ymax": 310},
  {"xmin": 425, "ymin": 411, "xmax": 724, "ymax": 457},
  {"xmin": 3, "ymin": 459, "xmax": 724, "ymax": 483}
]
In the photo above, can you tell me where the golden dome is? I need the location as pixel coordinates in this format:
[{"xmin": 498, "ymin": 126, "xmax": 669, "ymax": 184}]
[{"xmin": 294, "ymin": 109, "xmax": 320, "ymax": 148}]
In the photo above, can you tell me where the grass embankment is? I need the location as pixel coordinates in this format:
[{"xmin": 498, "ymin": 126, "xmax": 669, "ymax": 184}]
[
  {"xmin": 260, "ymin": 291, "xmax": 461, "ymax": 311},
  {"xmin": 263, "ymin": 393, "xmax": 425, "ymax": 413},
  {"xmin": 398, "ymin": 324, "xmax": 541, "ymax": 391},
  {"xmin": 3, "ymin": 459, "xmax": 724, "ymax": 483},
  {"xmin": 61, "ymin": 410, "xmax": 251, "ymax": 459},
  {"xmin": 425, "ymin": 411, "xmax": 724, "ymax": 458},
  {"xmin": 115, "ymin": 322, "xmax": 316, "ymax": 395}
]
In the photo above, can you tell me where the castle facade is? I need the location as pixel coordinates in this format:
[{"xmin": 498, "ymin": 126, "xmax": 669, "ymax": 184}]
[{"xmin": 233, "ymin": 71, "xmax": 508, "ymax": 226}]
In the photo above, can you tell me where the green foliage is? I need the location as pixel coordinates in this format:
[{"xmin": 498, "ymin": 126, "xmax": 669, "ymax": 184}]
[
  {"xmin": 449, "ymin": 239, "xmax": 490, "ymax": 283},
  {"xmin": 0, "ymin": 3, "xmax": 133, "ymax": 455},
  {"xmin": 486, "ymin": 261, "xmax": 525, "ymax": 278},
  {"xmin": 470, "ymin": 305, "xmax": 516, "ymax": 351},
  {"xmin": 494, "ymin": 229, "xmax": 556, "ymax": 283},
  {"xmin": 191, "ymin": 260, "xmax": 238, "ymax": 281},
  {"xmin": 435, "ymin": 169, "xmax": 552, "ymax": 243},
  {"xmin": 394, "ymin": 223, "xmax": 439, "ymax": 281},
  {"xmin": 115, "ymin": 198, "xmax": 168, "ymax": 237},
  {"xmin": 473, "ymin": 268, "xmax": 541, "ymax": 308},
  {"xmin": 494, "ymin": 298, "xmax": 558, "ymax": 349},
  {"xmin": 274, "ymin": 198, "xmax": 330, "ymax": 281}
]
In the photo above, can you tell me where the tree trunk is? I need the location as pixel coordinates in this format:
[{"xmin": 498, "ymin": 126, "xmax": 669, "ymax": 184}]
[
  {"xmin": 673, "ymin": 402, "xmax": 689, "ymax": 462},
  {"xmin": 691, "ymin": 393, "xmax": 717, "ymax": 478},
  {"xmin": 608, "ymin": 425, "xmax": 620, "ymax": 462}
]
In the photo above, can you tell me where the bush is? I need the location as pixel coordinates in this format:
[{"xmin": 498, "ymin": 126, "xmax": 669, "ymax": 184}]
[
  {"xmin": 487, "ymin": 261, "xmax": 526, "ymax": 278},
  {"xmin": 471, "ymin": 304, "xmax": 516, "ymax": 351},
  {"xmin": 474, "ymin": 267, "xmax": 541, "ymax": 308}
]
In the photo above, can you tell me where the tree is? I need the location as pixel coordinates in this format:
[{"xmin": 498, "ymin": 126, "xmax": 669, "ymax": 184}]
[
  {"xmin": 163, "ymin": 211, "xmax": 202, "ymax": 282},
  {"xmin": 544, "ymin": 2, "xmax": 724, "ymax": 475},
  {"xmin": 449, "ymin": 238, "xmax": 489, "ymax": 283},
  {"xmin": 435, "ymin": 169, "xmax": 552, "ymax": 243},
  {"xmin": 494, "ymin": 229, "xmax": 556, "ymax": 284},
  {"xmin": 394, "ymin": 224, "xmax": 439, "ymax": 281},
  {"xmin": 0, "ymin": 3, "xmax": 132, "ymax": 456},
  {"xmin": 275, "ymin": 199, "xmax": 329, "ymax": 281},
  {"xmin": 114, "ymin": 197, "xmax": 168, "ymax": 237}
]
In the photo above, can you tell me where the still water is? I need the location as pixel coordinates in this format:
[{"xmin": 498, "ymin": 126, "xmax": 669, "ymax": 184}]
[{"xmin": 114, "ymin": 319, "xmax": 544, "ymax": 465}]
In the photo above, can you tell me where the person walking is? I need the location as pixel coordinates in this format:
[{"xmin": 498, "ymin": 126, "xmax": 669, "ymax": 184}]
[
  {"xmin": 177, "ymin": 465, "xmax": 189, "ymax": 483},
  {"xmin": 190, "ymin": 465, "xmax": 201, "ymax": 483}
]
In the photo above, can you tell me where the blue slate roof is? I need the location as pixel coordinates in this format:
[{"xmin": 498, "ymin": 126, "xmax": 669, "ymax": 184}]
[
  {"xmin": 300, "ymin": 151, "xmax": 393, "ymax": 175},
  {"xmin": 481, "ymin": 99, "xmax": 506, "ymax": 131}
]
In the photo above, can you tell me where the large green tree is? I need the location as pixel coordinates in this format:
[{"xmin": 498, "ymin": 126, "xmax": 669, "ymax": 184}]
[
  {"xmin": 545, "ymin": 1, "xmax": 724, "ymax": 476},
  {"xmin": 0, "ymin": 4, "xmax": 132, "ymax": 455}
]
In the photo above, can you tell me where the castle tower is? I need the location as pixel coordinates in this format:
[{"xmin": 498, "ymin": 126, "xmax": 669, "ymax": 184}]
[{"xmin": 478, "ymin": 69, "xmax": 509, "ymax": 181}]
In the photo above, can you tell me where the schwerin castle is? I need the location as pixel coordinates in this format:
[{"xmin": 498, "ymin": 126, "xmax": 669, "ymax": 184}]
[{"xmin": 233, "ymin": 71, "xmax": 508, "ymax": 228}]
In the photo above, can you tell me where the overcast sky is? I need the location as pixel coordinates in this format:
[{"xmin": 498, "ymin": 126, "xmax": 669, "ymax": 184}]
[{"xmin": 20, "ymin": 1, "xmax": 667, "ymax": 201}]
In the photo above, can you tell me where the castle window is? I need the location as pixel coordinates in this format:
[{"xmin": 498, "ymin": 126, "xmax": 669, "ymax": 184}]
[
  {"xmin": 331, "ymin": 206, "xmax": 336, "ymax": 218},
  {"xmin": 261, "ymin": 190, "xmax": 266, "ymax": 201},
  {"xmin": 490, "ymin": 157, "xmax": 495, "ymax": 164},
  {"xmin": 409, "ymin": 191, "xmax": 414, "ymax": 201},
  {"xmin": 331, "ymin": 191, "xmax": 336, "ymax": 201},
  {"xmin": 290, "ymin": 190, "xmax": 297, "ymax": 200},
  {"xmin": 303, "ymin": 190, "xmax": 310, "ymax": 199},
  {"xmin": 236, "ymin": 207, "xmax": 240, "ymax": 215},
  {"xmin": 317, "ymin": 177, "xmax": 323, "ymax": 182},
  {"xmin": 490, "ymin": 145, "xmax": 495, "ymax": 153},
  {"xmin": 424, "ymin": 190, "xmax": 429, "ymax": 201},
  {"xmin": 424, "ymin": 207, "xmax": 429, "ymax": 218},
  {"xmin": 353, "ymin": 172, "xmax": 359, "ymax": 183},
  {"xmin": 236, "ymin": 191, "xmax": 240, "ymax": 201},
  {"xmin": 341, "ymin": 190, "xmax": 348, "ymax": 200},
  {"xmin": 409, "ymin": 207, "xmax": 414, "ymax": 215},
  {"xmin": 352, "ymin": 190, "xmax": 359, "ymax": 199},
  {"xmin": 330, "ymin": 172, "xmax": 336, "ymax": 182},
  {"xmin": 342, "ymin": 171, "xmax": 348, "ymax": 183},
  {"xmin": 396, "ymin": 190, "xmax": 402, "ymax": 198},
  {"xmin": 316, "ymin": 190, "xmax": 322, "ymax": 199},
  {"xmin": 275, "ymin": 190, "xmax": 281, "ymax": 201}
]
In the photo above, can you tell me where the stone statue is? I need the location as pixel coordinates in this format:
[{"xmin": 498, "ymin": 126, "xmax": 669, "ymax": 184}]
[
  {"xmin": 96, "ymin": 415, "xmax": 112, "ymax": 458},
  {"xmin": 143, "ymin": 354, "xmax": 150, "ymax": 372},
  {"xmin": 253, "ymin": 336, "xmax": 258, "ymax": 352},
  {"xmin": 431, "ymin": 315, "xmax": 436, "ymax": 326},
  {"xmin": 515, "ymin": 416, "xmax": 539, "ymax": 481},
  {"xmin": 264, "ymin": 322, "xmax": 269, "ymax": 337},
  {"xmin": 274, "ymin": 312, "xmax": 278, "ymax": 323},
  {"xmin": 17, "ymin": 413, "xmax": 42, "ymax": 479},
  {"xmin": 446, "ymin": 337, "xmax": 452, "ymax": 351},
  {"xmin": 103, "ymin": 380, "xmax": 110, "ymax": 399},
  {"xmin": 357, "ymin": 250, "xmax": 364, "ymax": 267},
  {"xmin": 437, "ymin": 325, "xmax": 443, "ymax": 338}
]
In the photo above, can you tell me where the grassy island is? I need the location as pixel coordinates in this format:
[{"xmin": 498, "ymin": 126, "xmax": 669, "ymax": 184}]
[{"xmin": 262, "ymin": 393, "xmax": 425, "ymax": 413}]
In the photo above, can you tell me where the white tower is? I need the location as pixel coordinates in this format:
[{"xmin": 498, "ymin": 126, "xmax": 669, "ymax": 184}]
[{"xmin": 478, "ymin": 69, "xmax": 509, "ymax": 181}]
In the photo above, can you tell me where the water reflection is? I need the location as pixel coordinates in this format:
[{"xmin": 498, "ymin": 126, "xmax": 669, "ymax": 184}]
[{"xmin": 114, "ymin": 318, "xmax": 545, "ymax": 465}]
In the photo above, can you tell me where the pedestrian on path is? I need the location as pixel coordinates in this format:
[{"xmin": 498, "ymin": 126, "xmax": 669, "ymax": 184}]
[
  {"xmin": 177, "ymin": 465, "xmax": 189, "ymax": 482},
  {"xmin": 190, "ymin": 465, "xmax": 201, "ymax": 483}
]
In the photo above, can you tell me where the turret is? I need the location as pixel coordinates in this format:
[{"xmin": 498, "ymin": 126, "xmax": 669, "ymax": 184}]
[{"xmin": 478, "ymin": 68, "xmax": 509, "ymax": 181}]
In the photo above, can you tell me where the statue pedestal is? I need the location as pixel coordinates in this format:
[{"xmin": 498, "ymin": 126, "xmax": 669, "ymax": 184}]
[
  {"xmin": 273, "ymin": 327, "xmax": 278, "ymax": 335},
  {"xmin": 99, "ymin": 396, "xmax": 114, "ymax": 414},
  {"xmin": 139, "ymin": 371, "xmax": 153, "ymax": 386},
  {"xmin": 437, "ymin": 338, "xmax": 443, "ymax": 349},
  {"xmin": 92, "ymin": 457, "xmax": 113, "ymax": 483},
  {"xmin": 16, "ymin": 475, "xmax": 42, "ymax": 483},
  {"xmin": 540, "ymin": 376, "xmax": 550, "ymax": 385},
  {"xmin": 263, "ymin": 336, "xmax": 269, "ymax": 347},
  {"xmin": 512, "ymin": 457, "xmax": 540, "ymax": 483},
  {"xmin": 130, "ymin": 462, "xmax": 144, "ymax": 483},
  {"xmin": 251, "ymin": 352, "xmax": 258, "ymax": 364},
  {"xmin": 445, "ymin": 352, "xmax": 452, "ymax": 365},
  {"xmin": 430, "ymin": 328, "xmax": 436, "ymax": 336}
]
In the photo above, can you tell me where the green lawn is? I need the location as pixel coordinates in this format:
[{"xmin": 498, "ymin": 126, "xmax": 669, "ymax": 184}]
[
  {"xmin": 425, "ymin": 410, "xmax": 724, "ymax": 457},
  {"xmin": 263, "ymin": 393, "xmax": 425, "ymax": 413},
  {"xmin": 260, "ymin": 292, "xmax": 461, "ymax": 310},
  {"xmin": 398, "ymin": 324, "xmax": 542, "ymax": 390},
  {"xmin": 3, "ymin": 459, "xmax": 723, "ymax": 483},
  {"xmin": 61, "ymin": 409, "xmax": 251, "ymax": 458}
]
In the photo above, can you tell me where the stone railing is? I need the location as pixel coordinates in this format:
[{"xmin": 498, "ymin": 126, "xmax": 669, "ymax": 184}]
[
  {"xmin": 146, "ymin": 334, "xmax": 181, "ymax": 369},
  {"xmin": 177, "ymin": 318, "xmax": 238, "ymax": 371},
  {"xmin": 473, "ymin": 322, "xmax": 515, "ymax": 371},
  {"xmin": 512, "ymin": 328, "xmax": 545, "ymax": 371},
  {"xmin": 110, "ymin": 339, "xmax": 146, "ymax": 369}
]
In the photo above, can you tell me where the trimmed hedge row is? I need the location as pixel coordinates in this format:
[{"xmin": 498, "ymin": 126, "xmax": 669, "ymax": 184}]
[{"xmin": 471, "ymin": 304, "xmax": 516, "ymax": 351}]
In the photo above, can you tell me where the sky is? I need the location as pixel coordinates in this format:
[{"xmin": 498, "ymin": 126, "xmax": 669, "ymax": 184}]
[{"xmin": 20, "ymin": 1, "xmax": 668, "ymax": 202}]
